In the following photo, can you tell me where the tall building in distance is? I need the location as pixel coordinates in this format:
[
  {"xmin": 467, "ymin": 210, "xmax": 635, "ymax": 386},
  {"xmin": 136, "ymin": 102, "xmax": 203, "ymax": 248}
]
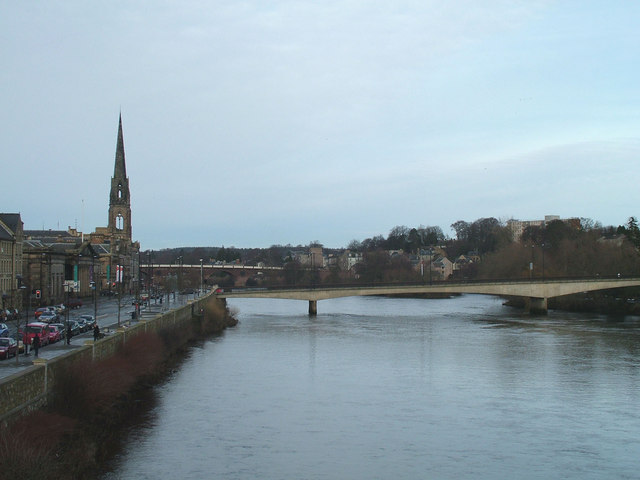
[
  {"xmin": 108, "ymin": 114, "xmax": 133, "ymax": 243},
  {"xmin": 507, "ymin": 215, "xmax": 581, "ymax": 241},
  {"xmin": 22, "ymin": 115, "xmax": 140, "ymax": 306}
]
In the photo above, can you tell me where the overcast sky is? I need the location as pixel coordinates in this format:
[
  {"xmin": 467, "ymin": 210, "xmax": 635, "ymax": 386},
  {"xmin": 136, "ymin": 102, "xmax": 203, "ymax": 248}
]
[{"xmin": 2, "ymin": 1, "xmax": 639, "ymax": 249}]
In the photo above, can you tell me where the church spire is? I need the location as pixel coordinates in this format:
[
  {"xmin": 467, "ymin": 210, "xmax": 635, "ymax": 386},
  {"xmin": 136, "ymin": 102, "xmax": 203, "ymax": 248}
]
[
  {"xmin": 108, "ymin": 113, "xmax": 132, "ymax": 241},
  {"xmin": 114, "ymin": 112, "xmax": 127, "ymax": 178}
]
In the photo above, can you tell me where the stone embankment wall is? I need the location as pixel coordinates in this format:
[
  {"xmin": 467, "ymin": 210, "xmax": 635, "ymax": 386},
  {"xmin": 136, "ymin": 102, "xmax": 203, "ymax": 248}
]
[{"xmin": 0, "ymin": 294, "xmax": 218, "ymax": 425}]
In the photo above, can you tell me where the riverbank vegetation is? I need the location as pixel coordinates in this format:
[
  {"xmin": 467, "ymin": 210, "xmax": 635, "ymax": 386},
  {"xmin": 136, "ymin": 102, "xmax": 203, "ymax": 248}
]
[{"xmin": 0, "ymin": 300, "xmax": 237, "ymax": 480}]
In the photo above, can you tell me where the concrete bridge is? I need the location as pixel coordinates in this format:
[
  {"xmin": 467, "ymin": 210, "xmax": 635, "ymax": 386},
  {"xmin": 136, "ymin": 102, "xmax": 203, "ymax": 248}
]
[
  {"xmin": 215, "ymin": 277, "xmax": 640, "ymax": 314},
  {"xmin": 141, "ymin": 263, "xmax": 283, "ymax": 271}
]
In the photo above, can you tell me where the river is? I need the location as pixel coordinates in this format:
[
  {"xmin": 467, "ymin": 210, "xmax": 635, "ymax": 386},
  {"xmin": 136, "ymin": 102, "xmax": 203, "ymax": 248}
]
[{"xmin": 102, "ymin": 294, "xmax": 640, "ymax": 479}]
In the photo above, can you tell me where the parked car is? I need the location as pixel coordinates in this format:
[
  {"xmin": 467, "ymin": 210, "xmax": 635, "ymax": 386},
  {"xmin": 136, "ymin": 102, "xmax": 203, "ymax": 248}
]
[
  {"xmin": 78, "ymin": 315, "xmax": 96, "ymax": 329},
  {"xmin": 50, "ymin": 323, "xmax": 66, "ymax": 340},
  {"xmin": 64, "ymin": 298, "xmax": 83, "ymax": 309},
  {"xmin": 34, "ymin": 307, "xmax": 49, "ymax": 319},
  {"xmin": 67, "ymin": 320, "xmax": 81, "ymax": 337},
  {"xmin": 38, "ymin": 312, "xmax": 58, "ymax": 323},
  {"xmin": 21, "ymin": 322, "xmax": 50, "ymax": 347},
  {"xmin": 12, "ymin": 331, "xmax": 24, "ymax": 353},
  {"xmin": 0, "ymin": 337, "xmax": 18, "ymax": 359},
  {"xmin": 0, "ymin": 323, "xmax": 9, "ymax": 337},
  {"xmin": 75, "ymin": 318, "xmax": 90, "ymax": 333},
  {"xmin": 48, "ymin": 325, "xmax": 62, "ymax": 343}
]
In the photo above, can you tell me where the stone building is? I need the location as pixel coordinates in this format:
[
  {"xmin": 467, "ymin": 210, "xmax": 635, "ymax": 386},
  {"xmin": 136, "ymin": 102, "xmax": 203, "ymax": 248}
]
[
  {"xmin": 0, "ymin": 213, "xmax": 23, "ymax": 311},
  {"xmin": 22, "ymin": 115, "xmax": 140, "ymax": 306}
]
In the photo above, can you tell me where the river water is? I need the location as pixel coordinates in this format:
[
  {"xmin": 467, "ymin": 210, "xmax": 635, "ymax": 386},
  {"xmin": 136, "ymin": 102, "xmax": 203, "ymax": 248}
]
[{"xmin": 103, "ymin": 295, "xmax": 640, "ymax": 479}]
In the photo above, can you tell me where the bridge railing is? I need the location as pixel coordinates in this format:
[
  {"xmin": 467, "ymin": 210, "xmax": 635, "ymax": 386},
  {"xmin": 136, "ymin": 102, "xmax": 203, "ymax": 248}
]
[{"xmin": 215, "ymin": 274, "xmax": 640, "ymax": 294}]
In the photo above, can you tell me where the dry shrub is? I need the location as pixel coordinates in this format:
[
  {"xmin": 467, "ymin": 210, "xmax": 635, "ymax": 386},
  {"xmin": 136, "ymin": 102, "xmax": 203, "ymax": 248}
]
[
  {"xmin": 51, "ymin": 333, "xmax": 165, "ymax": 417},
  {"xmin": 0, "ymin": 412, "xmax": 76, "ymax": 479},
  {"xmin": 50, "ymin": 361, "xmax": 94, "ymax": 417},
  {"xmin": 120, "ymin": 332, "xmax": 164, "ymax": 377}
]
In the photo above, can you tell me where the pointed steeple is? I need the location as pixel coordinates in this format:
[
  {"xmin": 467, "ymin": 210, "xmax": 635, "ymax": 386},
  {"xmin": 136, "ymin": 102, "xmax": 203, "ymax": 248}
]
[
  {"xmin": 114, "ymin": 112, "xmax": 127, "ymax": 178},
  {"xmin": 108, "ymin": 113, "xmax": 132, "ymax": 241}
]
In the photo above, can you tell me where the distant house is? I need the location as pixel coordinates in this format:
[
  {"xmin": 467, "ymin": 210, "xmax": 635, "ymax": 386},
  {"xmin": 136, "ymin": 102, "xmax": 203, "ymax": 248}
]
[
  {"xmin": 291, "ymin": 247, "xmax": 325, "ymax": 268},
  {"xmin": 339, "ymin": 251, "xmax": 363, "ymax": 272},
  {"xmin": 432, "ymin": 256, "xmax": 453, "ymax": 280},
  {"xmin": 453, "ymin": 254, "xmax": 473, "ymax": 271}
]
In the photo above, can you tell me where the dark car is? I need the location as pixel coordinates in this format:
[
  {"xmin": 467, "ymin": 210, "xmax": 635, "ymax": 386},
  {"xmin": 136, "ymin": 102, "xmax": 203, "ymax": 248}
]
[
  {"xmin": 0, "ymin": 337, "xmax": 18, "ymax": 359},
  {"xmin": 64, "ymin": 298, "xmax": 83, "ymax": 309},
  {"xmin": 67, "ymin": 320, "xmax": 81, "ymax": 337},
  {"xmin": 75, "ymin": 318, "xmax": 89, "ymax": 333},
  {"xmin": 78, "ymin": 314, "xmax": 96, "ymax": 329}
]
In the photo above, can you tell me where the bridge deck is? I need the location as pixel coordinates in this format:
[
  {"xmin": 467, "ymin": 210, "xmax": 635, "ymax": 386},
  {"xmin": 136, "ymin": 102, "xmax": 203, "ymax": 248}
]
[{"xmin": 216, "ymin": 277, "xmax": 640, "ymax": 302}]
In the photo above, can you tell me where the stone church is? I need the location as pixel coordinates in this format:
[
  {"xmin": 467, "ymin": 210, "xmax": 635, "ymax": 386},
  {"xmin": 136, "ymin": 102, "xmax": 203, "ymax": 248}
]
[{"xmin": 22, "ymin": 115, "xmax": 140, "ymax": 306}]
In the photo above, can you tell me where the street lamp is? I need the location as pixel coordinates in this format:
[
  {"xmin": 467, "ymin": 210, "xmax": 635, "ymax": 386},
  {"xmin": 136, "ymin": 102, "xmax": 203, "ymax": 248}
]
[
  {"xmin": 92, "ymin": 255, "xmax": 98, "ymax": 323},
  {"xmin": 17, "ymin": 278, "xmax": 30, "ymax": 364},
  {"xmin": 200, "ymin": 258, "xmax": 203, "ymax": 296},
  {"xmin": 177, "ymin": 256, "xmax": 183, "ymax": 293},
  {"xmin": 529, "ymin": 244, "xmax": 534, "ymax": 279},
  {"xmin": 64, "ymin": 282, "xmax": 71, "ymax": 345}
]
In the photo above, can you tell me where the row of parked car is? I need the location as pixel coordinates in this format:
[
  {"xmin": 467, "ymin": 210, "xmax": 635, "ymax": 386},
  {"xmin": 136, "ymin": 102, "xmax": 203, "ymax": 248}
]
[
  {"xmin": 33, "ymin": 300, "xmax": 82, "ymax": 321},
  {"xmin": 0, "ymin": 313, "xmax": 97, "ymax": 360}
]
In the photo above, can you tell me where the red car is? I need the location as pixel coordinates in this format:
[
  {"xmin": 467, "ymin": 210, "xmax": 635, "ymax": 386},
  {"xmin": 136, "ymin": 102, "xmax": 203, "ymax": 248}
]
[
  {"xmin": 0, "ymin": 337, "xmax": 18, "ymax": 359},
  {"xmin": 21, "ymin": 322, "xmax": 50, "ymax": 347},
  {"xmin": 48, "ymin": 325, "xmax": 62, "ymax": 344}
]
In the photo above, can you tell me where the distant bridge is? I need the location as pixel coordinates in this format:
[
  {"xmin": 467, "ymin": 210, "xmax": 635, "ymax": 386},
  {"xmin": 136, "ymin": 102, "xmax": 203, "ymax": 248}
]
[
  {"xmin": 214, "ymin": 277, "xmax": 640, "ymax": 315},
  {"xmin": 140, "ymin": 264, "xmax": 283, "ymax": 270}
]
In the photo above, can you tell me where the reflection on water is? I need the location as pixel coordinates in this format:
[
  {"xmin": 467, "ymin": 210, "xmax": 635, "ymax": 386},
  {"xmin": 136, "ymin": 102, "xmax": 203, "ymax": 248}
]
[{"xmin": 103, "ymin": 295, "xmax": 640, "ymax": 480}]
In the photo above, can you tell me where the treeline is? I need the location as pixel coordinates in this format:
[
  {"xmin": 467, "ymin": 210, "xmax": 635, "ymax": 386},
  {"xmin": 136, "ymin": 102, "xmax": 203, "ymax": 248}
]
[
  {"xmin": 479, "ymin": 218, "xmax": 640, "ymax": 279},
  {"xmin": 145, "ymin": 216, "xmax": 640, "ymax": 281}
]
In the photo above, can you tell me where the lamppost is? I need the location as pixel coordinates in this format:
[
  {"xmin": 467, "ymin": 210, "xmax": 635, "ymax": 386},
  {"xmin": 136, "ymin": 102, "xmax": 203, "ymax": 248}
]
[
  {"xmin": 177, "ymin": 256, "xmax": 183, "ymax": 294},
  {"xmin": 200, "ymin": 258, "xmax": 204, "ymax": 296},
  {"xmin": 91, "ymin": 254, "xmax": 98, "ymax": 322},
  {"xmin": 64, "ymin": 281, "xmax": 71, "ymax": 345},
  {"xmin": 17, "ymin": 277, "xmax": 30, "ymax": 364},
  {"xmin": 529, "ymin": 244, "xmax": 534, "ymax": 279},
  {"xmin": 147, "ymin": 251, "xmax": 152, "ymax": 305},
  {"xmin": 117, "ymin": 270, "xmax": 122, "ymax": 327}
]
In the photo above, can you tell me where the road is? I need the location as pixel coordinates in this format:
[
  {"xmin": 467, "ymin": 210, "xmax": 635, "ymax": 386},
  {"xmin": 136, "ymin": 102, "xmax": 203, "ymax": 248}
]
[{"xmin": 0, "ymin": 291, "xmax": 201, "ymax": 379}]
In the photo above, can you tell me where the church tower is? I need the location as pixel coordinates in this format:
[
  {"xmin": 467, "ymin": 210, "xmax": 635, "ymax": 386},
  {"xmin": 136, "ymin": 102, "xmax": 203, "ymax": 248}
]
[{"xmin": 108, "ymin": 113, "xmax": 132, "ymax": 242}]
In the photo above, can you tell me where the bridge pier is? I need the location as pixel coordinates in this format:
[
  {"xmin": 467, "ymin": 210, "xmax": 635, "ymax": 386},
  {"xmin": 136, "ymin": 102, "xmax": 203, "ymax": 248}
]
[
  {"xmin": 527, "ymin": 297, "xmax": 548, "ymax": 315},
  {"xmin": 308, "ymin": 300, "xmax": 317, "ymax": 316}
]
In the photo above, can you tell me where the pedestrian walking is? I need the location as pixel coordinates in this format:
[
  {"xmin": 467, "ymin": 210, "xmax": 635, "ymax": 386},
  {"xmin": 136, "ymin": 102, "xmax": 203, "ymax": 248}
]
[
  {"xmin": 66, "ymin": 324, "xmax": 72, "ymax": 344},
  {"xmin": 33, "ymin": 335, "xmax": 40, "ymax": 357},
  {"xmin": 93, "ymin": 324, "xmax": 100, "ymax": 341}
]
